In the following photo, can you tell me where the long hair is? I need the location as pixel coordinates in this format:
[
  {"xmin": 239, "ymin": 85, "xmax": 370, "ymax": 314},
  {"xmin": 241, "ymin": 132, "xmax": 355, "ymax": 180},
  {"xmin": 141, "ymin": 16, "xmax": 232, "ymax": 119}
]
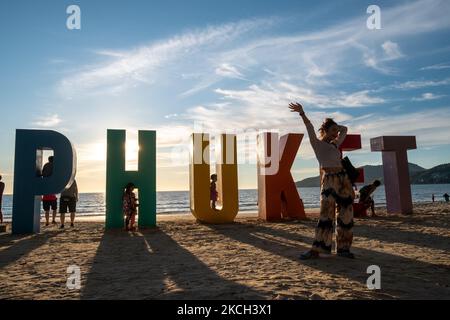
[{"xmin": 318, "ymin": 118, "xmax": 337, "ymax": 139}]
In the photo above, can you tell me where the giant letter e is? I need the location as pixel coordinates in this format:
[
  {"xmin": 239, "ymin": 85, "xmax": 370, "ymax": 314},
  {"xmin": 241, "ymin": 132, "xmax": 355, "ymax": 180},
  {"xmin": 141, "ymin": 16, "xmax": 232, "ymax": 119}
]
[{"xmin": 12, "ymin": 130, "xmax": 77, "ymax": 234}]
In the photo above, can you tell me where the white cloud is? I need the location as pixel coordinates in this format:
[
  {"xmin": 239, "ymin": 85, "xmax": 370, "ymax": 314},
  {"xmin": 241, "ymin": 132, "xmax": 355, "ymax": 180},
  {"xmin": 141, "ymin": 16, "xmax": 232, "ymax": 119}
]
[
  {"xmin": 57, "ymin": 0, "xmax": 450, "ymax": 100},
  {"xmin": 215, "ymin": 83, "xmax": 384, "ymax": 109},
  {"xmin": 382, "ymin": 41, "xmax": 404, "ymax": 60},
  {"xmin": 412, "ymin": 92, "xmax": 445, "ymax": 101},
  {"xmin": 164, "ymin": 113, "xmax": 179, "ymax": 119},
  {"xmin": 335, "ymin": 90, "xmax": 385, "ymax": 107},
  {"xmin": 394, "ymin": 78, "xmax": 450, "ymax": 89},
  {"xmin": 57, "ymin": 18, "xmax": 276, "ymax": 97},
  {"xmin": 215, "ymin": 63, "xmax": 245, "ymax": 79},
  {"xmin": 351, "ymin": 107, "xmax": 450, "ymax": 149},
  {"xmin": 420, "ymin": 63, "xmax": 450, "ymax": 70},
  {"xmin": 32, "ymin": 114, "xmax": 62, "ymax": 128}
]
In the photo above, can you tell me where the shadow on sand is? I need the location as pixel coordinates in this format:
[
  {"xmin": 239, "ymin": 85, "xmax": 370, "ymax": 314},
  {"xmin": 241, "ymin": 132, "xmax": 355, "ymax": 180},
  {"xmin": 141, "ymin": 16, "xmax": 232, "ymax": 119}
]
[
  {"xmin": 0, "ymin": 229, "xmax": 63, "ymax": 269},
  {"xmin": 81, "ymin": 228, "xmax": 267, "ymax": 299},
  {"xmin": 206, "ymin": 221, "xmax": 450, "ymax": 299}
]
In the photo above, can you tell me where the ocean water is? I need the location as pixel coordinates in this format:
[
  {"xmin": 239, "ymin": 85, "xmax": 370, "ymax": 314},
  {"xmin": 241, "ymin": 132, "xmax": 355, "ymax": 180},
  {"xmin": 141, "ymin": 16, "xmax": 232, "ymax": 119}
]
[{"xmin": 1, "ymin": 184, "xmax": 449, "ymax": 220}]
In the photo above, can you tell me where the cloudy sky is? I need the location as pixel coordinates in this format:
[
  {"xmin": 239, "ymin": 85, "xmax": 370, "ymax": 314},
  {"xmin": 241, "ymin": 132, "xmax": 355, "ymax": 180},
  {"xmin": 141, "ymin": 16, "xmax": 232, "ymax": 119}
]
[{"xmin": 1, "ymin": 0, "xmax": 450, "ymax": 193}]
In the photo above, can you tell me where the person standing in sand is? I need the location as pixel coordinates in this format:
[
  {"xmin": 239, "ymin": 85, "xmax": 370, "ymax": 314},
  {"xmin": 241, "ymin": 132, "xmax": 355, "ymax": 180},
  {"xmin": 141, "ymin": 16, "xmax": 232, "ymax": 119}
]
[
  {"xmin": 123, "ymin": 183, "xmax": 138, "ymax": 231},
  {"xmin": 210, "ymin": 174, "xmax": 218, "ymax": 210},
  {"xmin": 289, "ymin": 102, "xmax": 355, "ymax": 260},
  {"xmin": 444, "ymin": 193, "xmax": 450, "ymax": 203},
  {"xmin": 0, "ymin": 175, "xmax": 5, "ymax": 224},
  {"xmin": 40, "ymin": 156, "xmax": 58, "ymax": 226},
  {"xmin": 59, "ymin": 179, "xmax": 78, "ymax": 229}
]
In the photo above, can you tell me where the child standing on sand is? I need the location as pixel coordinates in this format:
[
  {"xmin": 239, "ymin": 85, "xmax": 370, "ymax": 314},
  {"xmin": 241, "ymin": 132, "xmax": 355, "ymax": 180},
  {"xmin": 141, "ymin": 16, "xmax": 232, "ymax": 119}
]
[
  {"xmin": 210, "ymin": 174, "xmax": 218, "ymax": 210},
  {"xmin": 123, "ymin": 183, "xmax": 138, "ymax": 231}
]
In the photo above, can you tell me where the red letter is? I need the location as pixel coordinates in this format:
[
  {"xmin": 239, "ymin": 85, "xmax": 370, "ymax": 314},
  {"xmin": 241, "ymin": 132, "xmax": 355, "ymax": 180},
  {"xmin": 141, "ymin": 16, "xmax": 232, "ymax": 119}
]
[{"xmin": 339, "ymin": 134, "xmax": 365, "ymax": 184}]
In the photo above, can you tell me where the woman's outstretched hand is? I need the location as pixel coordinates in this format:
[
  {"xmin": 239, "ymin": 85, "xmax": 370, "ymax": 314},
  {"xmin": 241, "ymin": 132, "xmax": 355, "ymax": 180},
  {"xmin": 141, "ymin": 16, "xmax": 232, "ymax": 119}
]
[{"xmin": 289, "ymin": 102, "xmax": 304, "ymax": 114}]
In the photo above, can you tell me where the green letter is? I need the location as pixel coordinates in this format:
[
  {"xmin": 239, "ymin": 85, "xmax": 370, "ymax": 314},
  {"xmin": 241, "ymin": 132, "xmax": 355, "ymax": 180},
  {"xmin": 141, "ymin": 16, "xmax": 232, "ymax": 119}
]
[{"xmin": 105, "ymin": 130, "xmax": 156, "ymax": 229}]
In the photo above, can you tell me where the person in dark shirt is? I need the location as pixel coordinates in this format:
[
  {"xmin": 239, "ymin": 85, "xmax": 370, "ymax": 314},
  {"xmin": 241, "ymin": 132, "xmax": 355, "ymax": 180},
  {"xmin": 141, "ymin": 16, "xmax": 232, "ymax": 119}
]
[
  {"xmin": 41, "ymin": 156, "xmax": 54, "ymax": 177},
  {"xmin": 0, "ymin": 175, "xmax": 5, "ymax": 225},
  {"xmin": 40, "ymin": 156, "xmax": 58, "ymax": 226},
  {"xmin": 358, "ymin": 180, "xmax": 381, "ymax": 217},
  {"xmin": 444, "ymin": 193, "xmax": 450, "ymax": 203}
]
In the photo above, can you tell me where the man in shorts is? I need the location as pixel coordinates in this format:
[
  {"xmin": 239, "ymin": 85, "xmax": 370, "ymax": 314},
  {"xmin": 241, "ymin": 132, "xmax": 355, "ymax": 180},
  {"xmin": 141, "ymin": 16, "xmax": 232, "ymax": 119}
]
[
  {"xmin": 43, "ymin": 194, "xmax": 58, "ymax": 226},
  {"xmin": 59, "ymin": 180, "xmax": 78, "ymax": 229}
]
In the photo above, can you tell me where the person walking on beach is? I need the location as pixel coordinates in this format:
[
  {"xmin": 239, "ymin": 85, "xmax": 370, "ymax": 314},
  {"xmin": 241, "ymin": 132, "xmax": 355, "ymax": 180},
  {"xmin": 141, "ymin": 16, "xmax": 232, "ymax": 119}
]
[
  {"xmin": 123, "ymin": 183, "xmax": 138, "ymax": 231},
  {"xmin": 358, "ymin": 180, "xmax": 381, "ymax": 217},
  {"xmin": 0, "ymin": 175, "xmax": 5, "ymax": 225},
  {"xmin": 444, "ymin": 193, "xmax": 450, "ymax": 203},
  {"xmin": 432, "ymin": 194, "xmax": 435, "ymax": 203},
  {"xmin": 210, "ymin": 174, "xmax": 218, "ymax": 210},
  {"xmin": 40, "ymin": 156, "xmax": 58, "ymax": 226},
  {"xmin": 59, "ymin": 179, "xmax": 78, "ymax": 229},
  {"xmin": 289, "ymin": 102, "xmax": 355, "ymax": 259}
]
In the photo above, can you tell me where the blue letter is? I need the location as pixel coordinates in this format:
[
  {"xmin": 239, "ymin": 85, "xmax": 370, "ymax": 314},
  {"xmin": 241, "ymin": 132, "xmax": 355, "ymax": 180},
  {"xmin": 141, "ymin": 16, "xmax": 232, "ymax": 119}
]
[{"xmin": 12, "ymin": 130, "xmax": 76, "ymax": 234}]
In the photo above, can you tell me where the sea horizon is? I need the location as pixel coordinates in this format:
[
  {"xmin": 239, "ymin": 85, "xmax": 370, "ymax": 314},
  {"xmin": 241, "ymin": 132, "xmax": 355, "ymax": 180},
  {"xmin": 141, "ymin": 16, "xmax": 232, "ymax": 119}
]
[{"xmin": 2, "ymin": 184, "xmax": 449, "ymax": 221}]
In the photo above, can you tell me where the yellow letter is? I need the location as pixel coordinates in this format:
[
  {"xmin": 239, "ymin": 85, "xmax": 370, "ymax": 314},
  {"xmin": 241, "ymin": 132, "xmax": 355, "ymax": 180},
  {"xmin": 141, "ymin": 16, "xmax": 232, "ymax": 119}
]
[{"xmin": 189, "ymin": 133, "xmax": 238, "ymax": 223}]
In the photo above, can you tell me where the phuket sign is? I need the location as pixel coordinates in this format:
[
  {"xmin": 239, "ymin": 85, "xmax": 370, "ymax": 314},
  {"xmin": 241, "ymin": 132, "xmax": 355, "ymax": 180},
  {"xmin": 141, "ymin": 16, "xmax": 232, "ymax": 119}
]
[{"xmin": 9, "ymin": 129, "xmax": 417, "ymax": 234}]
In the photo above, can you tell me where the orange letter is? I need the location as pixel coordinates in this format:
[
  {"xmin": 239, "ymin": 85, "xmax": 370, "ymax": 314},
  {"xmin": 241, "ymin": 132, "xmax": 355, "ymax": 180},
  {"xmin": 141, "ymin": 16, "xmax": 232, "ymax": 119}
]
[{"xmin": 257, "ymin": 132, "xmax": 306, "ymax": 221}]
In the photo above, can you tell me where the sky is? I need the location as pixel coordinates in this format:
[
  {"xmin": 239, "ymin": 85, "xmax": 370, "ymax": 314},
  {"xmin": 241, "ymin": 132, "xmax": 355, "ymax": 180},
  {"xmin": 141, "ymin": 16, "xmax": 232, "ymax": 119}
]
[{"xmin": 0, "ymin": 0, "xmax": 450, "ymax": 194}]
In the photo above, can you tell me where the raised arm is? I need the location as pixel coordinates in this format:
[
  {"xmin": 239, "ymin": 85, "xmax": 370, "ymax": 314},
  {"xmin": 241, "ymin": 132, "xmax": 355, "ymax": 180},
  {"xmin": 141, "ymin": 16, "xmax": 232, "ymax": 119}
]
[
  {"xmin": 289, "ymin": 102, "xmax": 319, "ymax": 143},
  {"xmin": 334, "ymin": 125, "xmax": 348, "ymax": 147}
]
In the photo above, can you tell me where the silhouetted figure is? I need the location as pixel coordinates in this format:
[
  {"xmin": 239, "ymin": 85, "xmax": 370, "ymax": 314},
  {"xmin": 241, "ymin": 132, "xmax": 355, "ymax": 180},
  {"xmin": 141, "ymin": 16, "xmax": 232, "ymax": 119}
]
[
  {"xmin": 358, "ymin": 180, "xmax": 381, "ymax": 217},
  {"xmin": 289, "ymin": 102, "xmax": 355, "ymax": 260},
  {"xmin": 123, "ymin": 183, "xmax": 138, "ymax": 231},
  {"xmin": 210, "ymin": 174, "xmax": 218, "ymax": 210},
  {"xmin": 41, "ymin": 156, "xmax": 58, "ymax": 226},
  {"xmin": 0, "ymin": 175, "xmax": 5, "ymax": 225},
  {"xmin": 432, "ymin": 194, "xmax": 435, "ymax": 203},
  {"xmin": 59, "ymin": 180, "xmax": 78, "ymax": 229},
  {"xmin": 444, "ymin": 193, "xmax": 450, "ymax": 203},
  {"xmin": 42, "ymin": 156, "xmax": 54, "ymax": 177}
]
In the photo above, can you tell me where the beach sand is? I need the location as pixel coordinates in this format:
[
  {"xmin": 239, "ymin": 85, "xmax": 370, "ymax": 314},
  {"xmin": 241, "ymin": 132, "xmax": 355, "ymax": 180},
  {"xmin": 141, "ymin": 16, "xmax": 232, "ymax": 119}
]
[{"xmin": 0, "ymin": 202, "xmax": 449, "ymax": 300}]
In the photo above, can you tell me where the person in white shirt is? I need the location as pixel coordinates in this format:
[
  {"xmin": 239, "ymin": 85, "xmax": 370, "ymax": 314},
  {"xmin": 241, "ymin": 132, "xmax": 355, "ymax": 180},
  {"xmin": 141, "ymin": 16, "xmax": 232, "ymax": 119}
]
[{"xmin": 289, "ymin": 102, "xmax": 355, "ymax": 260}]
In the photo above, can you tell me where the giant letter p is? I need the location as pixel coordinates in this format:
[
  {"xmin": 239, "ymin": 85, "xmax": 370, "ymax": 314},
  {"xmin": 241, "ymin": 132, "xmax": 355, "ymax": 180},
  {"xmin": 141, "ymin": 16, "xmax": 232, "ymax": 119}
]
[{"xmin": 12, "ymin": 130, "xmax": 77, "ymax": 234}]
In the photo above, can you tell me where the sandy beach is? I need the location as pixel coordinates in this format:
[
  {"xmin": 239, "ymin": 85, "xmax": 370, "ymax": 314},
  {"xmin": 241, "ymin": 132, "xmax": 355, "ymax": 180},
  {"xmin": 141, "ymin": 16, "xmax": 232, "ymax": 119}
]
[{"xmin": 0, "ymin": 202, "xmax": 449, "ymax": 300}]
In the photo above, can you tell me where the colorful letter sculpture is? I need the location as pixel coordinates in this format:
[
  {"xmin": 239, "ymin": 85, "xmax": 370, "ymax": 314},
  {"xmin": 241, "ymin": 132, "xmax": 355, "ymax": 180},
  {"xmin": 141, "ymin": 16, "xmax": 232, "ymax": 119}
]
[
  {"xmin": 371, "ymin": 136, "xmax": 417, "ymax": 214},
  {"xmin": 105, "ymin": 130, "xmax": 156, "ymax": 229},
  {"xmin": 257, "ymin": 133, "xmax": 306, "ymax": 221},
  {"xmin": 12, "ymin": 130, "xmax": 77, "ymax": 234},
  {"xmin": 339, "ymin": 134, "xmax": 365, "ymax": 184},
  {"xmin": 189, "ymin": 133, "xmax": 238, "ymax": 223}
]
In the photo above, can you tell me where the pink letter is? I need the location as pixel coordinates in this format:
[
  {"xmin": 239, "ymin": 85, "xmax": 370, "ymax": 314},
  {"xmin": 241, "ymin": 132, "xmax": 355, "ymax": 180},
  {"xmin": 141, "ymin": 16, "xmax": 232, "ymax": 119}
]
[{"xmin": 370, "ymin": 136, "xmax": 417, "ymax": 214}]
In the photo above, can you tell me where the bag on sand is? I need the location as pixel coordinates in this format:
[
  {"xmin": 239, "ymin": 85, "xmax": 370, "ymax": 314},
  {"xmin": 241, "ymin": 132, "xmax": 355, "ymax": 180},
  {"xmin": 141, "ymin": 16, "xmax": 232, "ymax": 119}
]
[{"xmin": 341, "ymin": 156, "xmax": 359, "ymax": 183}]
